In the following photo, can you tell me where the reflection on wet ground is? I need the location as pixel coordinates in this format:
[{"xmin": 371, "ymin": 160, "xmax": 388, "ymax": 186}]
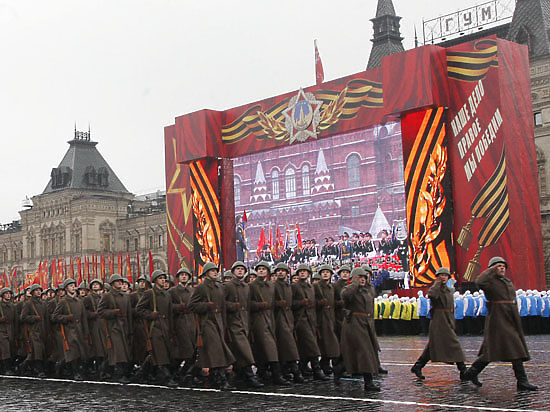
[{"xmin": 1, "ymin": 335, "xmax": 549, "ymax": 411}]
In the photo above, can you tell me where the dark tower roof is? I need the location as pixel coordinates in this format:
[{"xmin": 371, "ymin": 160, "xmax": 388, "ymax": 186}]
[
  {"xmin": 367, "ymin": 0, "xmax": 405, "ymax": 69},
  {"xmin": 42, "ymin": 129, "xmax": 130, "ymax": 195},
  {"xmin": 507, "ymin": 0, "xmax": 550, "ymax": 59}
]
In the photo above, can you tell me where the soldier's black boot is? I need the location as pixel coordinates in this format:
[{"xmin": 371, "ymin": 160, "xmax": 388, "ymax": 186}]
[
  {"xmin": 158, "ymin": 366, "xmax": 178, "ymax": 388},
  {"xmin": 462, "ymin": 360, "xmax": 488, "ymax": 387},
  {"xmin": 377, "ymin": 365, "xmax": 388, "ymax": 375},
  {"xmin": 16, "ymin": 359, "xmax": 30, "ymax": 376},
  {"xmin": 243, "ymin": 365, "xmax": 264, "ymax": 388},
  {"xmin": 363, "ymin": 373, "xmax": 381, "ymax": 392},
  {"xmin": 311, "ymin": 358, "xmax": 329, "ymax": 381},
  {"xmin": 212, "ymin": 368, "xmax": 235, "ymax": 391},
  {"xmin": 299, "ymin": 360, "xmax": 313, "ymax": 377},
  {"xmin": 270, "ymin": 362, "xmax": 291, "ymax": 386},
  {"xmin": 333, "ymin": 359, "xmax": 346, "ymax": 385},
  {"xmin": 114, "ymin": 363, "xmax": 130, "ymax": 384},
  {"xmin": 410, "ymin": 361, "xmax": 426, "ymax": 380},
  {"xmin": 256, "ymin": 363, "xmax": 271, "ymax": 382},
  {"xmin": 320, "ymin": 357, "xmax": 332, "ymax": 375},
  {"xmin": 289, "ymin": 362, "xmax": 305, "ymax": 383},
  {"xmin": 3, "ymin": 359, "xmax": 15, "ymax": 376},
  {"xmin": 456, "ymin": 362, "xmax": 467, "ymax": 380},
  {"xmin": 34, "ymin": 360, "xmax": 46, "ymax": 379},
  {"xmin": 513, "ymin": 361, "xmax": 538, "ymax": 391},
  {"xmin": 98, "ymin": 359, "xmax": 111, "ymax": 381},
  {"xmin": 71, "ymin": 360, "xmax": 83, "ymax": 381},
  {"xmin": 133, "ymin": 360, "xmax": 152, "ymax": 384}
]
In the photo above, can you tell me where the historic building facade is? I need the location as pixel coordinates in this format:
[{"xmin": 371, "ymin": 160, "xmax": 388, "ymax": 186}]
[{"xmin": 0, "ymin": 130, "xmax": 167, "ymax": 283}]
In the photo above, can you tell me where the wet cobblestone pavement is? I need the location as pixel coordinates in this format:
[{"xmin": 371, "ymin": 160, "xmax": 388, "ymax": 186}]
[{"xmin": 1, "ymin": 335, "xmax": 548, "ymax": 411}]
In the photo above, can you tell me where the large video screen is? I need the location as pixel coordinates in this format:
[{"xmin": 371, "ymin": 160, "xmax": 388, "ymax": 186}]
[{"xmin": 233, "ymin": 121, "xmax": 409, "ymax": 275}]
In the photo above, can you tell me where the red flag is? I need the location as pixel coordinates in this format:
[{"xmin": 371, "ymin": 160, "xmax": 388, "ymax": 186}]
[
  {"xmin": 296, "ymin": 223, "xmax": 303, "ymax": 249},
  {"xmin": 314, "ymin": 39, "xmax": 324, "ymax": 85},
  {"xmin": 275, "ymin": 225, "xmax": 282, "ymax": 258},
  {"xmin": 242, "ymin": 210, "xmax": 248, "ymax": 223},
  {"xmin": 77, "ymin": 258, "xmax": 83, "ymax": 285},
  {"xmin": 2, "ymin": 271, "xmax": 7, "ymax": 289},
  {"xmin": 12, "ymin": 268, "xmax": 18, "ymax": 292},
  {"xmin": 100, "ymin": 255, "xmax": 106, "ymax": 281},
  {"xmin": 126, "ymin": 253, "xmax": 132, "ymax": 283},
  {"xmin": 256, "ymin": 227, "xmax": 266, "ymax": 257},
  {"xmin": 148, "ymin": 250, "xmax": 154, "ymax": 276},
  {"xmin": 108, "ymin": 254, "xmax": 114, "ymax": 274},
  {"xmin": 118, "ymin": 253, "xmax": 123, "ymax": 275},
  {"xmin": 94, "ymin": 255, "xmax": 98, "ymax": 277},
  {"xmin": 136, "ymin": 252, "xmax": 141, "ymax": 277},
  {"xmin": 84, "ymin": 256, "xmax": 90, "ymax": 282},
  {"xmin": 69, "ymin": 257, "xmax": 74, "ymax": 277},
  {"xmin": 51, "ymin": 259, "xmax": 57, "ymax": 287}
]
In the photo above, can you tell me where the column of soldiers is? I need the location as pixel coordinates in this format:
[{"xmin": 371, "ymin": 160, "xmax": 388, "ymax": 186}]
[{"xmin": 0, "ymin": 255, "xmax": 540, "ymax": 391}]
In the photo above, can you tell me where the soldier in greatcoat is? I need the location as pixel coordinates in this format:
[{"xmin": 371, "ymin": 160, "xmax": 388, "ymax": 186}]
[
  {"xmin": 20, "ymin": 284, "xmax": 48, "ymax": 377},
  {"xmin": 0, "ymin": 288, "xmax": 16, "ymax": 374},
  {"xmin": 463, "ymin": 257, "xmax": 538, "ymax": 391},
  {"xmin": 189, "ymin": 262, "xmax": 235, "ymax": 390},
  {"xmin": 82, "ymin": 279, "xmax": 108, "ymax": 379},
  {"xmin": 410, "ymin": 267, "xmax": 466, "ymax": 380}
]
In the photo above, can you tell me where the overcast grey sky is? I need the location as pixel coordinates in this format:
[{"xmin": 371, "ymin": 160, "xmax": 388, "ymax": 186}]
[{"xmin": 0, "ymin": 0, "xmax": 500, "ymax": 223}]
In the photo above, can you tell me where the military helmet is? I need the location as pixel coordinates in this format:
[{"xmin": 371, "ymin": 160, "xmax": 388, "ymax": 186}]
[
  {"xmin": 167, "ymin": 274, "xmax": 174, "ymax": 285},
  {"xmin": 176, "ymin": 267, "xmax": 192, "ymax": 278},
  {"xmin": 337, "ymin": 265, "xmax": 351, "ymax": 275},
  {"xmin": 255, "ymin": 260, "xmax": 271, "ymax": 272},
  {"xmin": 274, "ymin": 262, "xmax": 291, "ymax": 274},
  {"xmin": 351, "ymin": 267, "xmax": 368, "ymax": 278},
  {"xmin": 104, "ymin": 283, "xmax": 112, "ymax": 292},
  {"xmin": 137, "ymin": 274, "xmax": 152, "ymax": 284},
  {"xmin": 151, "ymin": 269, "xmax": 167, "ymax": 282},
  {"xmin": 122, "ymin": 278, "xmax": 131, "ymax": 285},
  {"xmin": 89, "ymin": 279, "xmax": 103, "ymax": 288},
  {"xmin": 108, "ymin": 274, "xmax": 124, "ymax": 284},
  {"xmin": 312, "ymin": 272, "xmax": 322, "ymax": 280},
  {"xmin": 317, "ymin": 264, "xmax": 334, "ymax": 275},
  {"xmin": 77, "ymin": 281, "xmax": 89, "ymax": 290},
  {"xmin": 295, "ymin": 263, "xmax": 312, "ymax": 274},
  {"xmin": 0, "ymin": 287, "xmax": 12, "ymax": 297},
  {"xmin": 223, "ymin": 270, "xmax": 233, "ymax": 279},
  {"xmin": 361, "ymin": 264, "xmax": 374, "ymax": 275},
  {"xmin": 61, "ymin": 278, "xmax": 77, "ymax": 290},
  {"xmin": 200, "ymin": 262, "xmax": 219, "ymax": 278},
  {"xmin": 435, "ymin": 267, "xmax": 451, "ymax": 276},
  {"xmin": 29, "ymin": 284, "xmax": 43, "ymax": 293},
  {"xmin": 488, "ymin": 256, "xmax": 507, "ymax": 268},
  {"xmin": 231, "ymin": 261, "xmax": 247, "ymax": 273}
]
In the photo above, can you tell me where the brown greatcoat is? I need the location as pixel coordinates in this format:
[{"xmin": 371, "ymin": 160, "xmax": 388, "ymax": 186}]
[
  {"xmin": 169, "ymin": 284, "xmax": 196, "ymax": 361},
  {"xmin": 340, "ymin": 281, "xmax": 380, "ymax": 374},
  {"xmin": 420, "ymin": 280, "xmax": 465, "ymax": 362},
  {"xmin": 82, "ymin": 292, "xmax": 107, "ymax": 358},
  {"xmin": 20, "ymin": 296, "xmax": 49, "ymax": 361},
  {"xmin": 475, "ymin": 267, "xmax": 530, "ymax": 362},
  {"xmin": 136, "ymin": 286, "xmax": 173, "ymax": 366},
  {"xmin": 333, "ymin": 278, "xmax": 347, "ymax": 339},
  {"xmin": 52, "ymin": 294, "xmax": 90, "ymax": 363},
  {"xmin": 273, "ymin": 279, "xmax": 299, "ymax": 363},
  {"xmin": 249, "ymin": 278, "xmax": 278, "ymax": 364},
  {"xmin": 98, "ymin": 289, "xmax": 132, "ymax": 366},
  {"xmin": 189, "ymin": 278, "xmax": 235, "ymax": 368},
  {"xmin": 15, "ymin": 300, "xmax": 27, "ymax": 358},
  {"xmin": 46, "ymin": 298, "xmax": 64, "ymax": 362},
  {"xmin": 0, "ymin": 301, "xmax": 16, "ymax": 360},
  {"xmin": 291, "ymin": 280, "xmax": 321, "ymax": 359},
  {"xmin": 314, "ymin": 280, "xmax": 340, "ymax": 358},
  {"xmin": 223, "ymin": 277, "xmax": 255, "ymax": 368},
  {"xmin": 129, "ymin": 289, "xmax": 148, "ymax": 363}
]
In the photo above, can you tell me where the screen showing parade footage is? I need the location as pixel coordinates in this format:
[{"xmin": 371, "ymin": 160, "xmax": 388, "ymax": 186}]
[{"xmin": 232, "ymin": 122, "xmax": 408, "ymax": 274}]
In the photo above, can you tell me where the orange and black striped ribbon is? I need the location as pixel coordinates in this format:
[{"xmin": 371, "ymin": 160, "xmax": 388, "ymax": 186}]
[{"xmin": 447, "ymin": 39, "xmax": 498, "ymax": 82}]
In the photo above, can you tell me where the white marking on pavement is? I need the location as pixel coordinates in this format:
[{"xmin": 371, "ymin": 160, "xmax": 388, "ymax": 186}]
[{"xmin": 0, "ymin": 375, "xmax": 545, "ymax": 412}]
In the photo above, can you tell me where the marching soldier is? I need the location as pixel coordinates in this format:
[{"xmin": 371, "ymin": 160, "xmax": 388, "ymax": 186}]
[
  {"xmin": 273, "ymin": 262, "xmax": 303, "ymax": 383},
  {"xmin": 77, "ymin": 282, "xmax": 89, "ymax": 298},
  {"xmin": 136, "ymin": 270, "xmax": 178, "ymax": 387},
  {"xmin": 82, "ymin": 279, "xmax": 108, "ymax": 379},
  {"xmin": 20, "ymin": 284, "xmax": 48, "ymax": 378},
  {"xmin": 410, "ymin": 268, "xmax": 466, "ymax": 380},
  {"xmin": 52, "ymin": 278, "xmax": 90, "ymax": 381},
  {"xmin": 189, "ymin": 262, "xmax": 235, "ymax": 390},
  {"xmin": 0, "ymin": 288, "xmax": 16, "ymax": 375},
  {"xmin": 336, "ymin": 267, "xmax": 381, "ymax": 391},
  {"xmin": 292, "ymin": 263, "xmax": 328, "ymax": 380},
  {"xmin": 223, "ymin": 261, "xmax": 263, "ymax": 388},
  {"xmin": 333, "ymin": 265, "xmax": 351, "ymax": 340},
  {"xmin": 130, "ymin": 274, "xmax": 151, "ymax": 374},
  {"xmin": 249, "ymin": 261, "xmax": 289, "ymax": 385},
  {"xmin": 314, "ymin": 264, "xmax": 340, "ymax": 376},
  {"xmin": 169, "ymin": 267, "xmax": 196, "ymax": 385},
  {"xmin": 463, "ymin": 257, "xmax": 538, "ymax": 391},
  {"xmin": 98, "ymin": 274, "xmax": 133, "ymax": 384}
]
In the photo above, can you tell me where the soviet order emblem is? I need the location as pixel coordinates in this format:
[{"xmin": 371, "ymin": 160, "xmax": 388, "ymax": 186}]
[{"xmin": 283, "ymin": 88, "xmax": 322, "ymax": 144}]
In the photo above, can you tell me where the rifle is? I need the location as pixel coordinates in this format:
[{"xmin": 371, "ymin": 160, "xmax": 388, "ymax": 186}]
[{"xmin": 23, "ymin": 324, "xmax": 32, "ymax": 353}]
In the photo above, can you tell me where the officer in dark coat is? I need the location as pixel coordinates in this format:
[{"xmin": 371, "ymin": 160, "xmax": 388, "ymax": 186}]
[
  {"xmin": 463, "ymin": 257, "xmax": 538, "ymax": 391},
  {"xmin": 169, "ymin": 267, "xmax": 196, "ymax": 385},
  {"xmin": 291, "ymin": 263, "xmax": 328, "ymax": 380},
  {"xmin": 189, "ymin": 262, "xmax": 235, "ymax": 390},
  {"xmin": 136, "ymin": 270, "xmax": 178, "ymax": 387},
  {"xmin": 273, "ymin": 262, "xmax": 303, "ymax": 383},
  {"xmin": 410, "ymin": 268, "xmax": 466, "ymax": 380},
  {"xmin": 249, "ymin": 261, "xmax": 290, "ymax": 385},
  {"xmin": 0, "ymin": 288, "xmax": 16, "ymax": 374},
  {"xmin": 20, "ymin": 284, "xmax": 48, "ymax": 377},
  {"xmin": 223, "ymin": 261, "xmax": 263, "ymax": 388}
]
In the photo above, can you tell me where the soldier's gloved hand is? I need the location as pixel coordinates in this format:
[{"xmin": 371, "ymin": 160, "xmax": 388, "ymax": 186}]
[
  {"xmin": 113, "ymin": 309, "xmax": 121, "ymax": 315},
  {"xmin": 151, "ymin": 311, "xmax": 160, "ymax": 320},
  {"xmin": 90, "ymin": 312, "xmax": 99, "ymax": 319},
  {"xmin": 179, "ymin": 303, "xmax": 186, "ymax": 311},
  {"xmin": 336, "ymin": 299, "xmax": 344, "ymax": 307},
  {"xmin": 34, "ymin": 315, "xmax": 42, "ymax": 322},
  {"xmin": 234, "ymin": 302, "xmax": 241, "ymax": 311},
  {"xmin": 260, "ymin": 302, "xmax": 269, "ymax": 310},
  {"xmin": 207, "ymin": 302, "xmax": 215, "ymax": 312},
  {"xmin": 277, "ymin": 300, "xmax": 287, "ymax": 308},
  {"xmin": 0, "ymin": 317, "xmax": 6, "ymax": 323},
  {"xmin": 300, "ymin": 298, "xmax": 309, "ymax": 307},
  {"xmin": 320, "ymin": 298, "xmax": 329, "ymax": 306},
  {"xmin": 65, "ymin": 314, "xmax": 74, "ymax": 323}
]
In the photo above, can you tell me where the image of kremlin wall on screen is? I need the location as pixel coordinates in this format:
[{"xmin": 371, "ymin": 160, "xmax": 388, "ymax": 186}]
[{"xmin": 233, "ymin": 121, "xmax": 409, "ymax": 277}]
